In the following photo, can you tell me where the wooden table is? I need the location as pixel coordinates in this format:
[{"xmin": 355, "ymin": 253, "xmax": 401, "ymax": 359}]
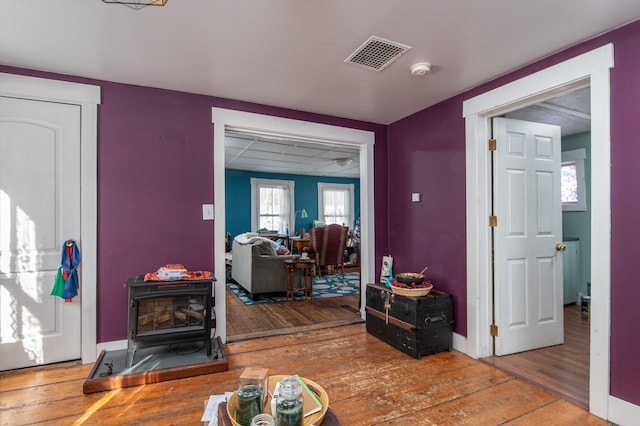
[
  {"xmin": 290, "ymin": 237, "xmax": 310, "ymax": 253},
  {"xmin": 284, "ymin": 258, "xmax": 315, "ymax": 301}
]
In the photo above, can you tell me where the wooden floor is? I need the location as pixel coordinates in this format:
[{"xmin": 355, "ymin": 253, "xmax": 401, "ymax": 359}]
[
  {"xmin": 482, "ymin": 304, "xmax": 590, "ymax": 408},
  {"xmin": 225, "ymin": 285, "xmax": 363, "ymax": 341},
  {"xmin": 0, "ymin": 323, "xmax": 611, "ymax": 425}
]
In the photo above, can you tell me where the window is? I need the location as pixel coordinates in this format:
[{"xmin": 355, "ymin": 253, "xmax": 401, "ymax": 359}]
[
  {"xmin": 317, "ymin": 183, "xmax": 354, "ymax": 228},
  {"xmin": 250, "ymin": 178, "xmax": 294, "ymax": 233},
  {"xmin": 561, "ymin": 148, "xmax": 586, "ymax": 211}
]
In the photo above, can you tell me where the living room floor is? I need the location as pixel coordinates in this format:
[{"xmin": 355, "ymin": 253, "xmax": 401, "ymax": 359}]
[
  {"xmin": 225, "ymin": 286, "xmax": 362, "ymax": 342},
  {"xmin": 0, "ymin": 323, "xmax": 608, "ymax": 425}
]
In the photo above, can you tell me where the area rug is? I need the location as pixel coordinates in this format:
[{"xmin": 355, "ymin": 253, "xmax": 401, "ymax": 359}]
[{"xmin": 227, "ymin": 272, "xmax": 360, "ymax": 305}]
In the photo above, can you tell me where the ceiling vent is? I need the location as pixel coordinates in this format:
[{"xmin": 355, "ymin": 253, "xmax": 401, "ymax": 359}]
[{"xmin": 345, "ymin": 36, "xmax": 412, "ymax": 72}]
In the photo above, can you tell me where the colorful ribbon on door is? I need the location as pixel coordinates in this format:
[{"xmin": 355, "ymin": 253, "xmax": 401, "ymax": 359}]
[{"xmin": 51, "ymin": 240, "xmax": 81, "ymax": 302}]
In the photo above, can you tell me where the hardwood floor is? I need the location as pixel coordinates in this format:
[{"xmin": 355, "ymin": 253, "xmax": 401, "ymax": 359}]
[
  {"xmin": 482, "ymin": 304, "xmax": 590, "ymax": 408},
  {"xmin": 0, "ymin": 323, "xmax": 610, "ymax": 425},
  {"xmin": 225, "ymin": 285, "xmax": 363, "ymax": 341}
]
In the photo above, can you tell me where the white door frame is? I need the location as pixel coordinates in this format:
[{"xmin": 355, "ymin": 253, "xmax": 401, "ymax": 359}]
[
  {"xmin": 0, "ymin": 72, "xmax": 100, "ymax": 364},
  {"xmin": 463, "ymin": 44, "xmax": 613, "ymax": 418},
  {"xmin": 212, "ymin": 108, "xmax": 375, "ymax": 344}
]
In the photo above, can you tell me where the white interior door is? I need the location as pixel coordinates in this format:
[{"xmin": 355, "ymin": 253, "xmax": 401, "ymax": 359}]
[
  {"xmin": 493, "ymin": 117, "xmax": 564, "ymax": 356},
  {"xmin": 0, "ymin": 96, "xmax": 81, "ymax": 370}
]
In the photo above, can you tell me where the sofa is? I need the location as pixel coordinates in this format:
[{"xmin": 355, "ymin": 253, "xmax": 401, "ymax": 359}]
[{"xmin": 231, "ymin": 235, "xmax": 299, "ymax": 299}]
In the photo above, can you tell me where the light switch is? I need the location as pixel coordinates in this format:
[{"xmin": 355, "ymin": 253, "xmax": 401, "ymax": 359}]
[
  {"xmin": 411, "ymin": 193, "xmax": 421, "ymax": 202},
  {"xmin": 202, "ymin": 204, "xmax": 214, "ymax": 220}
]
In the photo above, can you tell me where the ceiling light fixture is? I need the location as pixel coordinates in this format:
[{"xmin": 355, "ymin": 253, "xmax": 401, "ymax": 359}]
[
  {"xmin": 410, "ymin": 62, "xmax": 432, "ymax": 76},
  {"xmin": 335, "ymin": 158, "xmax": 353, "ymax": 167},
  {"xmin": 102, "ymin": 0, "xmax": 168, "ymax": 10}
]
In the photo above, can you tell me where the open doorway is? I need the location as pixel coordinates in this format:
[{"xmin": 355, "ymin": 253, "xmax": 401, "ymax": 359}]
[
  {"xmin": 223, "ymin": 130, "xmax": 363, "ymax": 341},
  {"xmin": 212, "ymin": 108, "xmax": 376, "ymax": 344},
  {"xmin": 463, "ymin": 44, "xmax": 613, "ymax": 418},
  {"xmin": 482, "ymin": 87, "xmax": 592, "ymax": 408}
]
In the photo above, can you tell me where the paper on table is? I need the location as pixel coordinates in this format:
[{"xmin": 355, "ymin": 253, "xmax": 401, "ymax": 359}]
[
  {"xmin": 295, "ymin": 375, "xmax": 323, "ymax": 417},
  {"xmin": 201, "ymin": 393, "xmax": 233, "ymax": 425}
]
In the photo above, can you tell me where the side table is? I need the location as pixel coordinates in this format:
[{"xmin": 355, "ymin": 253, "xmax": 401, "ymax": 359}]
[
  {"xmin": 290, "ymin": 236, "xmax": 310, "ymax": 254},
  {"xmin": 284, "ymin": 258, "xmax": 315, "ymax": 301}
]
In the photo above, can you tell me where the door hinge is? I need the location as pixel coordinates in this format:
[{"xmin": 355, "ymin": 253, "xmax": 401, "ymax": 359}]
[
  {"xmin": 488, "ymin": 139, "xmax": 497, "ymax": 151},
  {"xmin": 490, "ymin": 324, "xmax": 498, "ymax": 337},
  {"xmin": 489, "ymin": 216, "xmax": 497, "ymax": 227}
]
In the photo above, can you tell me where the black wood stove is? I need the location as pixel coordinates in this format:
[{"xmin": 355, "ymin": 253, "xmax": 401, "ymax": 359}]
[{"xmin": 124, "ymin": 275, "xmax": 214, "ymax": 367}]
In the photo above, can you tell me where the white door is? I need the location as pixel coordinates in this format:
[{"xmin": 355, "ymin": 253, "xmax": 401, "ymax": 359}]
[
  {"xmin": 0, "ymin": 96, "xmax": 81, "ymax": 370},
  {"xmin": 493, "ymin": 117, "xmax": 564, "ymax": 356}
]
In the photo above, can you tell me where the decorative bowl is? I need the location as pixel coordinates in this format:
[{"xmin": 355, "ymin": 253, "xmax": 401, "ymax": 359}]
[
  {"xmin": 394, "ymin": 272, "xmax": 425, "ymax": 285},
  {"xmin": 390, "ymin": 280, "xmax": 433, "ymax": 297}
]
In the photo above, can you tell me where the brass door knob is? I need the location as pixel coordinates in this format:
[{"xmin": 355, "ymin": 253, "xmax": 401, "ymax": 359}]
[{"xmin": 555, "ymin": 243, "xmax": 567, "ymax": 251}]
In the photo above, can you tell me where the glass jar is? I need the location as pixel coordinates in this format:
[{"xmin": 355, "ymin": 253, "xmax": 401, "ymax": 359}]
[
  {"xmin": 251, "ymin": 413, "xmax": 275, "ymax": 426},
  {"xmin": 236, "ymin": 384, "xmax": 263, "ymax": 426},
  {"xmin": 275, "ymin": 376, "xmax": 303, "ymax": 426}
]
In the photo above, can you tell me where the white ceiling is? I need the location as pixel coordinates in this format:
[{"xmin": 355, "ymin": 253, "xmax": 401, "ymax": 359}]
[
  {"xmin": 225, "ymin": 132, "xmax": 360, "ymax": 178},
  {"xmin": 1, "ymin": 1, "xmax": 639, "ymax": 126},
  {"xmin": 1, "ymin": 1, "xmax": 611, "ymax": 178}
]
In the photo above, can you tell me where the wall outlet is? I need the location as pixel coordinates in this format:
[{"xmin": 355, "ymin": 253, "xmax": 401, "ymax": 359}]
[
  {"xmin": 202, "ymin": 204, "xmax": 214, "ymax": 220},
  {"xmin": 411, "ymin": 193, "xmax": 421, "ymax": 202}
]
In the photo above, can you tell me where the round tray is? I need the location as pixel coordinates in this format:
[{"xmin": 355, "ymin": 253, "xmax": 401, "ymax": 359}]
[
  {"xmin": 227, "ymin": 375, "xmax": 329, "ymax": 426},
  {"xmin": 390, "ymin": 281, "xmax": 433, "ymax": 297}
]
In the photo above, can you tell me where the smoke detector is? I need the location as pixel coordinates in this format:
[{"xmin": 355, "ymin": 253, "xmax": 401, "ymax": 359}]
[
  {"xmin": 410, "ymin": 62, "xmax": 432, "ymax": 76},
  {"xmin": 345, "ymin": 36, "xmax": 412, "ymax": 72}
]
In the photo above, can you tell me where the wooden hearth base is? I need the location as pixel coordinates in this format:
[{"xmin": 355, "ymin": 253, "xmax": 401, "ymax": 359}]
[{"xmin": 83, "ymin": 337, "xmax": 228, "ymax": 394}]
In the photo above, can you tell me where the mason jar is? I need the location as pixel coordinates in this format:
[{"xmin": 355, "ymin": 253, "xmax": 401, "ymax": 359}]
[
  {"xmin": 236, "ymin": 384, "xmax": 263, "ymax": 426},
  {"xmin": 275, "ymin": 376, "xmax": 303, "ymax": 426},
  {"xmin": 251, "ymin": 413, "xmax": 275, "ymax": 426}
]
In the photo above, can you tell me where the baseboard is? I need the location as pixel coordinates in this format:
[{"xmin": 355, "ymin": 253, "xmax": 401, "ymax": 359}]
[
  {"xmin": 452, "ymin": 332, "xmax": 466, "ymax": 354},
  {"xmin": 609, "ymin": 395, "xmax": 640, "ymax": 425},
  {"xmin": 97, "ymin": 339, "xmax": 127, "ymax": 353}
]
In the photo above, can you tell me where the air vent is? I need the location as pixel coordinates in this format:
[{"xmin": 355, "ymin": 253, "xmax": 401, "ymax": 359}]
[{"xmin": 345, "ymin": 36, "xmax": 412, "ymax": 72}]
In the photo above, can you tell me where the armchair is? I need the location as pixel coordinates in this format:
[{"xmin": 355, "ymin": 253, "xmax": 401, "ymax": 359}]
[{"xmin": 305, "ymin": 224, "xmax": 348, "ymax": 277}]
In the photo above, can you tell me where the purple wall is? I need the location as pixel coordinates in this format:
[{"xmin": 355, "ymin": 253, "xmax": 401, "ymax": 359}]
[
  {"xmin": 0, "ymin": 65, "xmax": 388, "ymax": 344},
  {"xmin": 607, "ymin": 20, "xmax": 640, "ymax": 406},
  {"xmin": 387, "ymin": 98, "xmax": 467, "ymax": 335},
  {"xmin": 387, "ymin": 20, "xmax": 640, "ymax": 406}
]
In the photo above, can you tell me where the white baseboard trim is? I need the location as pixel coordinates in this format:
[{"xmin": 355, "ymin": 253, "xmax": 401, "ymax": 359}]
[
  {"xmin": 452, "ymin": 332, "xmax": 467, "ymax": 354},
  {"xmin": 609, "ymin": 395, "xmax": 640, "ymax": 425},
  {"xmin": 96, "ymin": 339, "xmax": 127, "ymax": 354}
]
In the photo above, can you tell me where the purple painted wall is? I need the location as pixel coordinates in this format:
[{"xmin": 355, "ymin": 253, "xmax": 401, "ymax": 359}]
[
  {"xmin": 387, "ymin": 19, "xmax": 640, "ymax": 406},
  {"xmin": 387, "ymin": 98, "xmax": 467, "ymax": 335},
  {"xmin": 0, "ymin": 65, "xmax": 388, "ymax": 344}
]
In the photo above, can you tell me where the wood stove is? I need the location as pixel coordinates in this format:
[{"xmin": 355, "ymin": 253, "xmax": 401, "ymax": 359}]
[{"xmin": 124, "ymin": 275, "xmax": 214, "ymax": 367}]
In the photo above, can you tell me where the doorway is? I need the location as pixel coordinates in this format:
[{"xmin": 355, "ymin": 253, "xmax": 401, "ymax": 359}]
[
  {"xmin": 223, "ymin": 130, "xmax": 363, "ymax": 340},
  {"xmin": 483, "ymin": 92, "xmax": 592, "ymax": 407},
  {"xmin": 463, "ymin": 44, "xmax": 613, "ymax": 417},
  {"xmin": 211, "ymin": 108, "xmax": 376, "ymax": 344}
]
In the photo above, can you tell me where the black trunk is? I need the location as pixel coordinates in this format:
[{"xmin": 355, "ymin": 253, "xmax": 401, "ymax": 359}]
[{"xmin": 365, "ymin": 283, "xmax": 453, "ymax": 359}]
